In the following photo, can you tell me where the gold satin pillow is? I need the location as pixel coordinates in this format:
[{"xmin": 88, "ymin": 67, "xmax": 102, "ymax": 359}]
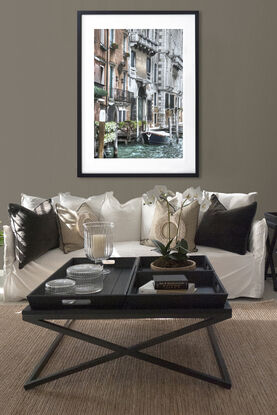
[
  {"xmin": 56, "ymin": 202, "xmax": 98, "ymax": 253},
  {"xmin": 146, "ymin": 200, "xmax": 199, "ymax": 252}
]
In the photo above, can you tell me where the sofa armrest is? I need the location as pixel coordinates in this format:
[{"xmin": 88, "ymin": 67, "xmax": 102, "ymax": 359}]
[
  {"xmin": 3, "ymin": 225, "xmax": 15, "ymax": 274},
  {"xmin": 249, "ymin": 219, "xmax": 267, "ymax": 259}
]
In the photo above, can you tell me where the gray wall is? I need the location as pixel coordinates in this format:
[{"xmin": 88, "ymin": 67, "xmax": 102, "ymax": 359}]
[{"xmin": 0, "ymin": 0, "xmax": 276, "ymax": 229}]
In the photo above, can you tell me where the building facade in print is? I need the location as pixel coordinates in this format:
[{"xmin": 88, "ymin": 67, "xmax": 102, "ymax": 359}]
[
  {"xmin": 155, "ymin": 29, "xmax": 183, "ymax": 129},
  {"xmin": 106, "ymin": 29, "xmax": 133, "ymax": 122},
  {"xmin": 127, "ymin": 29, "xmax": 183, "ymax": 131},
  {"xmin": 94, "ymin": 29, "xmax": 108, "ymax": 121},
  {"xmin": 94, "ymin": 29, "xmax": 183, "ymax": 129},
  {"xmin": 94, "ymin": 29, "xmax": 133, "ymax": 122},
  {"xmin": 127, "ymin": 29, "xmax": 159, "ymax": 128}
]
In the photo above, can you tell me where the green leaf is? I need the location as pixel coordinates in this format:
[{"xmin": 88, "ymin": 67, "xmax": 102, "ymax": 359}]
[
  {"xmin": 178, "ymin": 246, "xmax": 189, "ymax": 254},
  {"xmin": 165, "ymin": 238, "xmax": 173, "ymax": 251},
  {"xmin": 151, "ymin": 240, "xmax": 169, "ymax": 256},
  {"xmin": 152, "ymin": 239, "xmax": 166, "ymax": 251},
  {"xmin": 179, "ymin": 239, "xmax": 188, "ymax": 250},
  {"xmin": 151, "ymin": 239, "xmax": 173, "ymax": 256}
]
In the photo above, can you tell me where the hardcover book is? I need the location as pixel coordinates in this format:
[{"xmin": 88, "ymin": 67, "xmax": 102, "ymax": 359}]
[
  {"xmin": 138, "ymin": 280, "xmax": 196, "ymax": 295},
  {"xmin": 153, "ymin": 274, "xmax": 189, "ymax": 290}
]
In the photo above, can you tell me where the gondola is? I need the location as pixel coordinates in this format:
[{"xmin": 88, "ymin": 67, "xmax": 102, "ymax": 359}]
[{"xmin": 141, "ymin": 130, "xmax": 171, "ymax": 145}]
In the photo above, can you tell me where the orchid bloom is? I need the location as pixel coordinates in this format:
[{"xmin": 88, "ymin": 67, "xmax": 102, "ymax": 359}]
[
  {"xmin": 199, "ymin": 191, "xmax": 211, "ymax": 212},
  {"xmin": 182, "ymin": 187, "xmax": 211, "ymax": 211},
  {"xmin": 143, "ymin": 185, "xmax": 175, "ymax": 206},
  {"xmin": 182, "ymin": 186, "xmax": 202, "ymax": 202},
  {"xmin": 142, "ymin": 190, "xmax": 156, "ymax": 205}
]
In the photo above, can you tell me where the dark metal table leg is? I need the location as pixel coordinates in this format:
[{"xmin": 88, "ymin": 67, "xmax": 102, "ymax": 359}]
[
  {"xmin": 207, "ymin": 326, "xmax": 231, "ymax": 387},
  {"xmin": 24, "ymin": 316, "xmax": 231, "ymax": 390},
  {"xmin": 24, "ymin": 319, "xmax": 74, "ymax": 390}
]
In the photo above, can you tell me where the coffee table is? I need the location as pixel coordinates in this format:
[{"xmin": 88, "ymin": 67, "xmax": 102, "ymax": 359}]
[{"xmin": 22, "ymin": 256, "xmax": 232, "ymax": 390}]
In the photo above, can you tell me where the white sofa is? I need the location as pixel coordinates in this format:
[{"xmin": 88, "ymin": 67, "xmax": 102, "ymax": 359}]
[{"xmin": 3, "ymin": 190, "xmax": 267, "ymax": 302}]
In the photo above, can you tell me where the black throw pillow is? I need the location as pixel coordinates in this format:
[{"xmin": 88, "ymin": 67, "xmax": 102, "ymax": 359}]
[
  {"xmin": 195, "ymin": 194, "xmax": 257, "ymax": 255},
  {"xmin": 8, "ymin": 200, "xmax": 59, "ymax": 269}
]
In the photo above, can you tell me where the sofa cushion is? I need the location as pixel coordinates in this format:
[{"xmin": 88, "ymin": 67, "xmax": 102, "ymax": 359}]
[
  {"xmin": 195, "ymin": 194, "xmax": 257, "ymax": 255},
  {"xmin": 8, "ymin": 200, "xmax": 59, "ymax": 269},
  {"xmin": 59, "ymin": 192, "xmax": 107, "ymax": 217},
  {"xmin": 199, "ymin": 190, "xmax": 257, "ymax": 223},
  {"xmin": 56, "ymin": 203, "xmax": 98, "ymax": 253},
  {"xmin": 140, "ymin": 191, "xmax": 183, "ymax": 242},
  {"xmin": 21, "ymin": 193, "xmax": 62, "ymax": 210},
  {"xmin": 100, "ymin": 193, "xmax": 141, "ymax": 242},
  {"xmin": 146, "ymin": 200, "xmax": 199, "ymax": 251},
  {"xmin": 141, "ymin": 200, "xmax": 156, "ymax": 242},
  {"xmin": 208, "ymin": 191, "xmax": 257, "ymax": 209}
]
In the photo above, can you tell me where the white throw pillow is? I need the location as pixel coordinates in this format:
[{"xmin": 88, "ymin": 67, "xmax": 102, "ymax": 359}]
[
  {"xmin": 59, "ymin": 192, "xmax": 107, "ymax": 217},
  {"xmin": 100, "ymin": 193, "xmax": 142, "ymax": 242},
  {"xmin": 21, "ymin": 193, "xmax": 62, "ymax": 210},
  {"xmin": 205, "ymin": 191, "xmax": 257, "ymax": 210},
  {"xmin": 141, "ymin": 200, "xmax": 156, "ymax": 241}
]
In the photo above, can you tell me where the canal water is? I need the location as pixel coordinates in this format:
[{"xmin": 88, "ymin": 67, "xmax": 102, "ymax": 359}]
[{"xmin": 117, "ymin": 137, "xmax": 183, "ymax": 159}]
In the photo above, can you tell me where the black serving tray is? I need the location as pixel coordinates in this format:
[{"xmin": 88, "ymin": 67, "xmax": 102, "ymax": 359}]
[
  {"xmin": 126, "ymin": 256, "xmax": 228, "ymax": 309},
  {"xmin": 27, "ymin": 257, "xmax": 138, "ymax": 310},
  {"xmin": 27, "ymin": 256, "xmax": 228, "ymax": 310}
]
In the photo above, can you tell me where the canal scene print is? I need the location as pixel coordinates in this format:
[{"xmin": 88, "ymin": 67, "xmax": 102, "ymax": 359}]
[{"xmin": 94, "ymin": 29, "xmax": 184, "ymax": 159}]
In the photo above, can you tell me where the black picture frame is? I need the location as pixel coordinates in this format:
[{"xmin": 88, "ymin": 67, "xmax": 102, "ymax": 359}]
[{"xmin": 77, "ymin": 10, "xmax": 199, "ymax": 177}]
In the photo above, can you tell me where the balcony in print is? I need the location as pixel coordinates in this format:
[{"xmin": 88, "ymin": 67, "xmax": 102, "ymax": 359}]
[
  {"xmin": 110, "ymin": 88, "xmax": 134, "ymax": 103},
  {"xmin": 129, "ymin": 33, "xmax": 158, "ymax": 56},
  {"xmin": 172, "ymin": 55, "xmax": 183, "ymax": 70}
]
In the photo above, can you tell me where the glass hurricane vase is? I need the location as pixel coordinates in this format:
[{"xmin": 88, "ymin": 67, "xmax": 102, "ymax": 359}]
[{"xmin": 83, "ymin": 222, "xmax": 114, "ymax": 275}]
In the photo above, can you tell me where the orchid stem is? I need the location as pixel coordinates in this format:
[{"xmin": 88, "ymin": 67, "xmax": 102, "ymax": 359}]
[
  {"xmin": 177, "ymin": 199, "xmax": 187, "ymax": 241},
  {"xmin": 167, "ymin": 200, "xmax": 171, "ymax": 242}
]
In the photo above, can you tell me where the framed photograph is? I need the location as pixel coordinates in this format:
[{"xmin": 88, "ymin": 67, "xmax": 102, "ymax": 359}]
[{"xmin": 77, "ymin": 11, "xmax": 199, "ymax": 177}]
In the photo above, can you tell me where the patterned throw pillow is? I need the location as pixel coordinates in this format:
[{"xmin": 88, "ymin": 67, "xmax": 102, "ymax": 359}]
[
  {"xmin": 145, "ymin": 200, "xmax": 200, "ymax": 252},
  {"xmin": 56, "ymin": 202, "xmax": 98, "ymax": 253}
]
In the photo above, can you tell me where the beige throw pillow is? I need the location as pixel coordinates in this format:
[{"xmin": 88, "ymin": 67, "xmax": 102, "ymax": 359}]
[
  {"xmin": 147, "ymin": 200, "xmax": 200, "ymax": 252},
  {"xmin": 56, "ymin": 202, "xmax": 98, "ymax": 253}
]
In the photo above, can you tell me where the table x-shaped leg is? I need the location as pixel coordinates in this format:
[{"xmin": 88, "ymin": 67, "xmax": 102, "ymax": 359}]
[
  {"xmin": 265, "ymin": 230, "xmax": 277, "ymax": 290},
  {"xmin": 24, "ymin": 316, "xmax": 231, "ymax": 390}
]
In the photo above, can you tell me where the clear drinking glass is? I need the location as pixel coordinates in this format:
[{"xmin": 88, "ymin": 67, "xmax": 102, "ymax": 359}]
[{"xmin": 83, "ymin": 222, "xmax": 114, "ymax": 275}]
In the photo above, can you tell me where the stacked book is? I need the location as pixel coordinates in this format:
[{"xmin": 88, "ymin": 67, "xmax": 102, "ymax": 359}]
[{"xmin": 138, "ymin": 274, "xmax": 196, "ymax": 295}]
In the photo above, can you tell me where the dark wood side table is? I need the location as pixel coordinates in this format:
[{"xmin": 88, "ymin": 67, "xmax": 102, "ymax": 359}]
[{"xmin": 264, "ymin": 212, "xmax": 277, "ymax": 291}]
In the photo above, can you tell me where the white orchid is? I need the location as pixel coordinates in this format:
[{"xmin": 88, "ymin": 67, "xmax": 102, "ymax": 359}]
[
  {"xmin": 143, "ymin": 185, "xmax": 175, "ymax": 206},
  {"xmin": 153, "ymin": 185, "xmax": 168, "ymax": 198},
  {"xmin": 153, "ymin": 185, "xmax": 175, "ymax": 201},
  {"xmin": 194, "ymin": 186, "xmax": 203, "ymax": 203},
  {"xmin": 182, "ymin": 186, "xmax": 202, "ymax": 203},
  {"xmin": 199, "ymin": 191, "xmax": 211, "ymax": 212},
  {"xmin": 166, "ymin": 196, "xmax": 179, "ymax": 214},
  {"xmin": 142, "ymin": 190, "xmax": 156, "ymax": 205},
  {"xmin": 181, "ymin": 187, "xmax": 211, "ymax": 212}
]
